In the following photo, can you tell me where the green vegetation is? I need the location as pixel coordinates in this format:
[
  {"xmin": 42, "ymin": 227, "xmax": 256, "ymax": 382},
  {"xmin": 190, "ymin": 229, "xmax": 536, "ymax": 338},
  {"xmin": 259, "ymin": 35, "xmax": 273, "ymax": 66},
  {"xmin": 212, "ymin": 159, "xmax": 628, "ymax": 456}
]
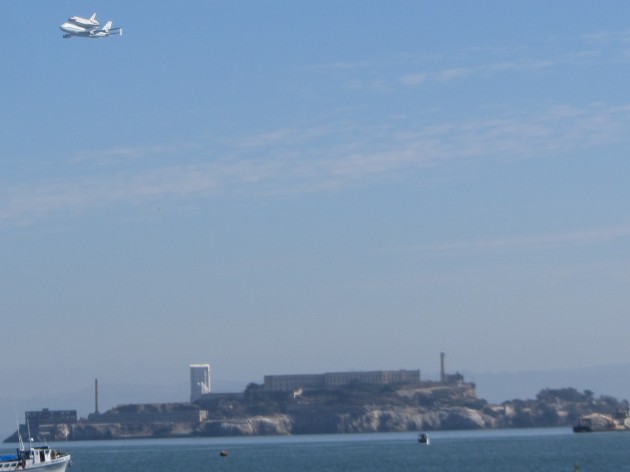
[{"xmin": 501, "ymin": 388, "xmax": 629, "ymax": 428}]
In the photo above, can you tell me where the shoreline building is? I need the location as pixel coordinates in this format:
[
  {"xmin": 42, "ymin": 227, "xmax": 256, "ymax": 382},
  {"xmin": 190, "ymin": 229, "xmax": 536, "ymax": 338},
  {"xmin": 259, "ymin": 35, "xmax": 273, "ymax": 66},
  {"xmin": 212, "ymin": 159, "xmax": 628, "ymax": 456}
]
[
  {"xmin": 190, "ymin": 363, "xmax": 211, "ymax": 403},
  {"xmin": 264, "ymin": 369, "xmax": 420, "ymax": 392},
  {"xmin": 18, "ymin": 409, "xmax": 77, "ymax": 441}
]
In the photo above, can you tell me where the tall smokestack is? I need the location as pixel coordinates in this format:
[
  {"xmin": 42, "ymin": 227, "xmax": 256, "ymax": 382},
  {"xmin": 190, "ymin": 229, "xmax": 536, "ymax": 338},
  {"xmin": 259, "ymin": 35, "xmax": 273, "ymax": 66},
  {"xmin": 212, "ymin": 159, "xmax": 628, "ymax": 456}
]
[
  {"xmin": 440, "ymin": 352, "xmax": 446, "ymax": 384},
  {"xmin": 95, "ymin": 378, "xmax": 99, "ymax": 415}
]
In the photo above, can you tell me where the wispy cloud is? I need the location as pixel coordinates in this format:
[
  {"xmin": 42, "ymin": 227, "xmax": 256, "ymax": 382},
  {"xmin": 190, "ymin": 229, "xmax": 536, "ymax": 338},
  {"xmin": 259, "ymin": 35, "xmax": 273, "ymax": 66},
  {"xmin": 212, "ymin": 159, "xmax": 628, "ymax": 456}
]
[
  {"xmin": 70, "ymin": 145, "xmax": 178, "ymax": 166},
  {"xmin": 405, "ymin": 226, "xmax": 630, "ymax": 256},
  {"xmin": 581, "ymin": 29, "xmax": 630, "ymax": 46},
  {"xmin": 2, "ymin": 100, "xmax": 630, "ymax": 227},
  {"xmin": 400, "ymin": 58, "xmax": 556, "ymax": 88},
  {"xmin": 400, "ymin": 73, "xmax": 428, "ymax": 86},
  {"xmin": 5, "ymin": 26, "xmax": 630, "ymax": 228},
  {"xmin": 307, "ymin": 27, "xmax": 630, "ymax": 95},
  {"xmin": 392, "ymin": 30, "xmax": 630, "ymax": 89}
]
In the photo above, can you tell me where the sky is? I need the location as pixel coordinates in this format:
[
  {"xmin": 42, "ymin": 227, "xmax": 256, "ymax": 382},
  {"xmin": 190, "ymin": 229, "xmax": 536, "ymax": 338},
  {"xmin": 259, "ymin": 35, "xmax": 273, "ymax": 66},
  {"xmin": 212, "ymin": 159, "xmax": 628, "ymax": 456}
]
[{"xmin": 3, "ymin": 0, "xmax": 630, "ymax": 426}]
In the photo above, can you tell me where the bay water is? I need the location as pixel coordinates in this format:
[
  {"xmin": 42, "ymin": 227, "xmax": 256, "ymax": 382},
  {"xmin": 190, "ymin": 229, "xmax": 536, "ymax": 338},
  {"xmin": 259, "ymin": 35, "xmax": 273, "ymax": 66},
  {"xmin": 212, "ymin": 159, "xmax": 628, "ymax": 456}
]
[{"xmin": 7, "ymin": 428, "xmax": 630, "ymax": 472}]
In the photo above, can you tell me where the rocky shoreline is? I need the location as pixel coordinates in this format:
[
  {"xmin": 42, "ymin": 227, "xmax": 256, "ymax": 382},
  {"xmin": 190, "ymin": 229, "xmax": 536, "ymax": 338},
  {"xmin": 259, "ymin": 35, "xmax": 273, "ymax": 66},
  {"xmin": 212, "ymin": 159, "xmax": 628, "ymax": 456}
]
[
  {"xmin": 4, "ymin": 406, "xmax": 499, "ymax": 441},
  {"xmin": 5, "ymin": 385, "xmax": 628, "ymax": 442}
]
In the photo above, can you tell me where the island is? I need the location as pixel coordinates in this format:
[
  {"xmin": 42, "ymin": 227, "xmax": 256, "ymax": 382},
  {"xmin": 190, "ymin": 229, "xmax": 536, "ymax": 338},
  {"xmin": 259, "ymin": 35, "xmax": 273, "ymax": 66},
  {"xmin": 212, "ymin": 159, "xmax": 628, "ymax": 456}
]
[{"xmin": 5, "ymin": 376, "xmax": 628, "ymax": 442}]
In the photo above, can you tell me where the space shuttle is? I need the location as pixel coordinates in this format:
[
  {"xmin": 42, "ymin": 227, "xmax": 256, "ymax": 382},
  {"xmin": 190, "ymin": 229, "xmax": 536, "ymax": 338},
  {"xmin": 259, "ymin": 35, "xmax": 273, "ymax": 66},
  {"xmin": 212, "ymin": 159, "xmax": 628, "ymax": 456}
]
[{"xmin": 67, "ymin": 13, "xmax": 100, "ymax": 29}]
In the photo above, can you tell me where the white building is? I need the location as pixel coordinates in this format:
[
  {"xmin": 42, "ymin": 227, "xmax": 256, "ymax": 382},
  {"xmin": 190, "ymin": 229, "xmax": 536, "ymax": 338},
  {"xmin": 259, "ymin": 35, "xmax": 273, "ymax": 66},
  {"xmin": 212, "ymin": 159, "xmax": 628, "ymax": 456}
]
[{"xmin": 190, "ymin": 363, "xmax": 211, "ymax": 403}]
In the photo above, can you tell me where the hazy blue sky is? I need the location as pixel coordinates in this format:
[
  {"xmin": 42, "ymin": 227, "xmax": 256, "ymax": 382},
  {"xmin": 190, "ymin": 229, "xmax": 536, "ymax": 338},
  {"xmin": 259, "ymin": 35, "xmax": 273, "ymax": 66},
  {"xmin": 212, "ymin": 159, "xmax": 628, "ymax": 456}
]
[{"xmin": 3, "ymin": 0, "xmax": 630, "ymax": 418}]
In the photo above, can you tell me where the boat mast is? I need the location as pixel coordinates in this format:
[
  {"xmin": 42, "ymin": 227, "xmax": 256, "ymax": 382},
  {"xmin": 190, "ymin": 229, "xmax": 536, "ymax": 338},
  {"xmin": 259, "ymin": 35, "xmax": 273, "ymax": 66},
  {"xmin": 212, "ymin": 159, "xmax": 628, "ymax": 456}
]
[
  {"xmin": 26, "ymin": 419, "xmax": 33, "ymax": 450},
  {"xmin": 16, "ymin": 419, "xmax": 24, "ymax": 451}
]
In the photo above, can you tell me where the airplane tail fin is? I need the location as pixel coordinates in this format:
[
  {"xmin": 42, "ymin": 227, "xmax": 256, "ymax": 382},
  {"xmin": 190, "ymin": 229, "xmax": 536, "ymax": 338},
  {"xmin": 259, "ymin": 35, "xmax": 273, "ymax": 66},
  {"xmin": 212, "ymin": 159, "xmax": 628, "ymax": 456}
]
[
  {"xmin": 89, "ymin": 13, "xmax": 97, "ymax": 21},
  {"xmin": 102, "ymin": 21, "xmax": 112, "ymax": 32}
]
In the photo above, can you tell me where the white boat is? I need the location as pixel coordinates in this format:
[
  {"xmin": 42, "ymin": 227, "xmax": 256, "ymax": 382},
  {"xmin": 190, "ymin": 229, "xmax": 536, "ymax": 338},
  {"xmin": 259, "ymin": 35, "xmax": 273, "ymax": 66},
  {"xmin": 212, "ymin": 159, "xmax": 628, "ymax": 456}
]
[
  {"xmin": 0, "ymin": 436, "xmax": 70, "ymax": 472},
  {"xmin": 417, "ymin": 432, "xmax": 430, "ymax": 445}
]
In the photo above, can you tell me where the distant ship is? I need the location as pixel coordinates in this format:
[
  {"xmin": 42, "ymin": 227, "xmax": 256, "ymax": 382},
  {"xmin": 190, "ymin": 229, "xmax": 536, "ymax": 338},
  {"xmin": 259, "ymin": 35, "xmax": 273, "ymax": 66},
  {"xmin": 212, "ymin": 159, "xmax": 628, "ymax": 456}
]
[{"xmin": 573, "ymin": 410, "xmax": 630, "ymax": 433}]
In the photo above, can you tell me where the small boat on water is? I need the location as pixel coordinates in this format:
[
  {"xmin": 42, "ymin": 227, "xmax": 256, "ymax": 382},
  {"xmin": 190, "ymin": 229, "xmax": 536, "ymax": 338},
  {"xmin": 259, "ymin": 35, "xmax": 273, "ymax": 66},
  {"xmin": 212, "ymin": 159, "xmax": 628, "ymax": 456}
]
[
  {"xmin": 1, "ymin": 434, "xmax": 70, "ymax": 472},
  {"xmin": 573, "ymin": 411, "xmax": 629, "ymax": 433},
  {"xmin": 417, "ymin": 432, "xmax": 430, "ymax": 445}
]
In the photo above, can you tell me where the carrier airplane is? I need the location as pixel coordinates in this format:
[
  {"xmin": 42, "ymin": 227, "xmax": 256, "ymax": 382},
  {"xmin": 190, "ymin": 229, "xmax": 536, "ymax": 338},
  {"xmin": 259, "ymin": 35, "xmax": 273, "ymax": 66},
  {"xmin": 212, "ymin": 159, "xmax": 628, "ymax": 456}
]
[{"xmin": 60, "ymin": 14, "xmax": 122, "ymax": 38}]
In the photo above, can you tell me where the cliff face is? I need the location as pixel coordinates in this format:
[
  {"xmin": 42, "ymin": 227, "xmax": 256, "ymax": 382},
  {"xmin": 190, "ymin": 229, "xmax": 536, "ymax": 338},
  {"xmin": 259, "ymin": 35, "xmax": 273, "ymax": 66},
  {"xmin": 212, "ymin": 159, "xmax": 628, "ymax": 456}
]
[
  {"xmin": 70, "ymin": 422, "xmax": 196, "ymax": 440},
  {"xmin": 113, "ymin": 406, "xmax": 494, "ymax": 438},
  {"xmin": 195, "ymin": 415, "xmax": 293, "ymax": 436},
  {"xmin": 15, "ymin": 407, "xmax": 494, "ymax": 440},
  {"xmin": 18, "ymin": 422, "xmax": 198, "ymax": 441},
  {"xmin": 283, "ymin": 403, "xmax": 496, "ymax": 435},
  {"xmin": 310, "ymin": 406, "xmax": 496, "ymax": 434},
  {"xmin": 5, "ymin": 385, "xmax": 627, "ymax": 441}
]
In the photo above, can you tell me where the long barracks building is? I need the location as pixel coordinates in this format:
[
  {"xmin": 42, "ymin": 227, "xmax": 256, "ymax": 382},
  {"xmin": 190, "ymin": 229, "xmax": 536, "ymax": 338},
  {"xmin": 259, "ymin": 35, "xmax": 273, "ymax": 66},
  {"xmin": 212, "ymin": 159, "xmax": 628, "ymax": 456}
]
[{"xmin": 264, "ymin": 369, "xmax": 420, "ymax": 392}]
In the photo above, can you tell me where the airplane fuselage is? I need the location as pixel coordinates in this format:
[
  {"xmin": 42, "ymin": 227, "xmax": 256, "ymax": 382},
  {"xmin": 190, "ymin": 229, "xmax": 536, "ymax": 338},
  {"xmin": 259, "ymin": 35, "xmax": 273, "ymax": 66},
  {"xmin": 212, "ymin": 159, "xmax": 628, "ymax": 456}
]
[{"xmin": 59, "ymin": 22, "xmax": 93, "ymax": 35}]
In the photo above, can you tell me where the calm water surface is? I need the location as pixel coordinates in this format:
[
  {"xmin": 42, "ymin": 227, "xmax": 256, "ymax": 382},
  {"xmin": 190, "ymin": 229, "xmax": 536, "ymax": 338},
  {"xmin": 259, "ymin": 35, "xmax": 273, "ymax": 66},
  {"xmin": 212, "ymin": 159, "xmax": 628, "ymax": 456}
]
[{"xmin": 6, "ymin": 428, "xmax": 630, "ymax": 472}]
